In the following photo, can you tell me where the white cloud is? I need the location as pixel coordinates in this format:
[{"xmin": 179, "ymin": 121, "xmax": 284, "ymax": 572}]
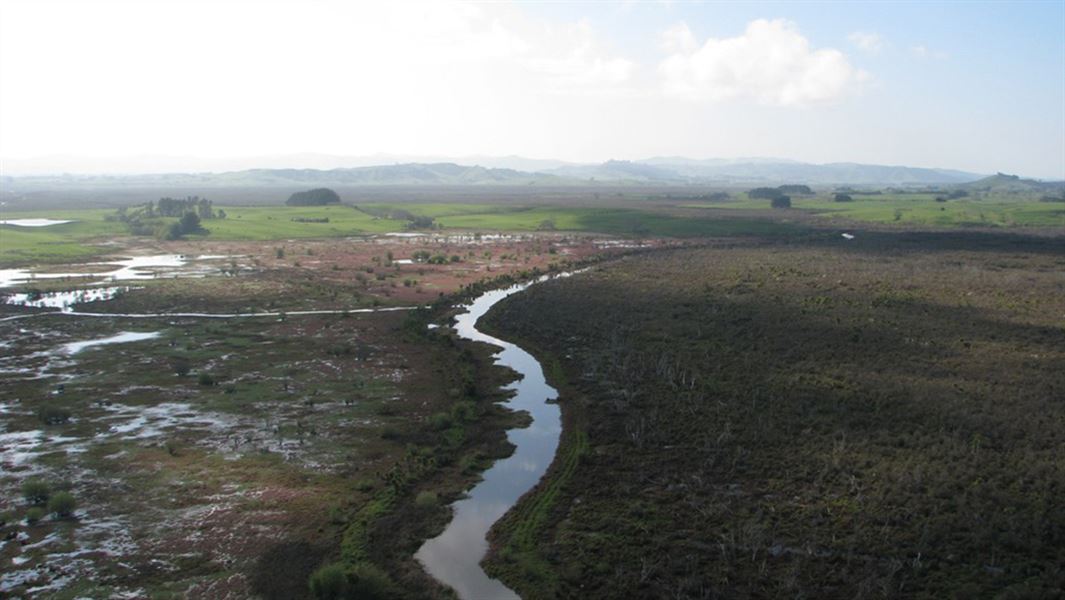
[
  {"xmin": 910, "ymin": 44, "xmax": 949, "ymax": 60},
  {"xmin": 0, "ymin": 1, "xmax": 633, "ymax": 159},
  {"xmin": 848, "ymin": 31, "xmax": 883, "ymax": 53},
  {"xmin": 659, "ymin": 19, "xmax": 867, "ymax": 107},
  {"xmin": 661, "ymin": 22, "xmax": 698, "ymax": 54}
]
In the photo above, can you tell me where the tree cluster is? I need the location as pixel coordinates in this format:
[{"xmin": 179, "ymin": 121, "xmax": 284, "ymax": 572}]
[
  {"xmin": 286, "ymin": 188, "xmax": 341, "ymax": 206},
  {"xmin": 108, "ymin": 196, "xmax": 220, "ymax": 240}
]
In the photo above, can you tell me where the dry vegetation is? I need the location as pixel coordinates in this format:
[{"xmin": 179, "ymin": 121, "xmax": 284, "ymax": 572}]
[{"xmin": 482, "ymin": 230, "xmax": 1065, "ymax": 598}]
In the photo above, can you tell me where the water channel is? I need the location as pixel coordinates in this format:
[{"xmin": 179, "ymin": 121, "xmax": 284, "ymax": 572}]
[{"xmin": 416, "ymin": 273, "xmax": 577, "ymax": 599}]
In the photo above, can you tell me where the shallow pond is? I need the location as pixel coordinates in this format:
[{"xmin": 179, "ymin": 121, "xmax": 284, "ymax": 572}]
[
  {"xmin": 61, "ymin": 331, "xmax": 161, "ymax": 354},
  {"xmin": 4, "ymin": 287, "xmax": 130, "ymax": 312},
  {"xmin": 416, "ymin": 273, "xmax": 577, "ymax": 599},
  {"xmin": 0, "ymin": 254, "xmax": 230, "ymax": 288},
  {"xmin": 0, "ymin": 219, "xmax": 74, "ymax": 227}
]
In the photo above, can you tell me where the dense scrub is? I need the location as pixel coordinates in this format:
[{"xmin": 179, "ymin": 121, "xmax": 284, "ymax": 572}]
[{"xmin": 482, "ymin": 232, "xmax": 1065, "ymax": 598}]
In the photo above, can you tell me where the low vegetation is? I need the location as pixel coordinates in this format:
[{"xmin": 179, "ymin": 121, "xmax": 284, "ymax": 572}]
[{"xmin": 482, "ymin": 231, "xmax": 1065, "ymax": 598}]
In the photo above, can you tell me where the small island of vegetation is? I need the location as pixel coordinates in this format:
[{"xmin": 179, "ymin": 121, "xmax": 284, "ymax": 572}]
[{"xmin": 286, "ymin": 188, "xmax": 342, "ymax": 206}]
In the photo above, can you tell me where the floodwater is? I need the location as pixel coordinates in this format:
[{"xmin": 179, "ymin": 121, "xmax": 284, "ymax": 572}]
[
  {"xmin": 61, "ymin": 331, "xmax": 161, "ymax": 354},
  {"xmin": 0, "ymin": 254, "xmax": 226, "ymax": 288},
  {"xmin": 4, "ymin": 287, "xmax": 130, "ymax": 312},
  {"xmin": 416, "ymin": 273, "xmax": 576, "ymax": 600},
  {"xmin": 0, "ymin": 219, "xmax": 74, "ymax": 227}
]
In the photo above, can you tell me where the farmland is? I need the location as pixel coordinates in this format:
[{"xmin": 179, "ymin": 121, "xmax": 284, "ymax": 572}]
[
  {"xmin": 5, "ymin": 186, "xmax": 1062, "ymax": 267},
  {"xmin": 683, "ymin": 192, "xmax": 1065, "ymax": 228}
]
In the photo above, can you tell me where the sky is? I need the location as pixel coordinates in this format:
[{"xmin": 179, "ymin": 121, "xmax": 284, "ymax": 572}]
[{"xmin": 1, "ymin": 0, "xmax": 1063, "ymax": 178}]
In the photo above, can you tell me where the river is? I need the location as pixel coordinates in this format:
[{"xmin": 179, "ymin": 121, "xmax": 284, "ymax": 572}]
[{"xmin": 415, "ymin": 273, "xmax": 574, "ymax": 599}]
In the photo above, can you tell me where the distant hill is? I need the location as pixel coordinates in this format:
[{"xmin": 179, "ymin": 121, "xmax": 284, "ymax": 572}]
[
  {"xmin": 1, "ymin": 163, "xmax": 567, "ymax": 190},
  {"xmin": 545, "ymin": 160, "xmax": 685, "ymax": 183},
  {"xmin": 631, "ymin": 160, "xmax": 983, "ymax": 185},
  {"xmin": 959, "ymin": 172, "xmax": 1065, "ymax": 194},
  {"xmin": 4, "ymin": 158, "xmax": 1043, "ymax": 192},
  {"xmin": 536, "ymin": 159, "xmax": 984, "ymax": 185}
]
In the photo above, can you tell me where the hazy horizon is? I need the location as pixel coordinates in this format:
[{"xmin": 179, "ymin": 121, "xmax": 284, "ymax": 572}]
[
  {"xmin": 0, "ymin": 151, "xmax": 998, "ymax": 179},
  {"xmin": 2, "ymin": 1, "xmax": 1063, "ymax": 179}
]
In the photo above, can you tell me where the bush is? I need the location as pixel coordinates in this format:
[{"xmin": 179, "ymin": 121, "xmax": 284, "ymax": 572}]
[
  {"xmin": 428, "ymin": 412, "xmax": 453, "ymax": 430},
  {"xmin": 415, "ymin": 491, "xmax": 438, "ymax": 508},
  {"xmin": 171, "ymin": 356, "xmax": 191, "ymax": 377},
  {"xmin": 450, "ymin": 401, "xmax": 479, "ymax": 423},
  {"xmin": 48, "ymin": 491, "xmax": 76, "ymax": 518},
  {"xmin": 22, "ymin": 479, "xmax": 50, "ymax": 505},
  {"xmin": 347, "ymin": 563, "xmax": 396, "ymax": 599},
  {"xmin": 25, "ymin": 507, "xmax": 45, "ymax": 524},
  {"xmin": 834, "ymin": 193, "xmax": 853, "ymax": 202},
  {"xmin": 37, "ymin": 405, "xmax": 71, "ymax": 425},
  {"xmin": 771, "ymin": 195, "xmax": 792, "ymax": 209},
  {"xmin": 308, "ymin": 562, "xmax": 396, "ymax": 600},
  {"xmin": 309, "ymin": 563, "xmax": 348, "ymax": 600},
  {"xmin": 198, "ymin": 372, "xmax": 215, "ymax": 386}
]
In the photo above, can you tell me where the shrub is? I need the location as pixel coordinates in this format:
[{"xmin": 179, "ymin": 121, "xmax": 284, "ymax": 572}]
[
  {"xmin": 834, "ymin": 193, "xmax": 854, "ymax": 202},
  {"xmin": 450, "ymin": 401, "xmax": 479, "ymax": 423},
  {"xmin": 198, "ymin": 372, "xmax": 215, "ymax": 386},
  {"xmin": 309, "ymin": 563, "xmax": 348, "ymax": 600},
  {"xmin": 170, "ymin": 356, "xmax": 191, "ymax": 377},
  {"xmin": 347, "ymin": 563, "xmax": 396, "ymax": 599},
  {"xmin": 25, "ymin": 507, "xmax": 45, "ymax": 524},
  {"xmin": 22, "ymin": 479, "xmax": 50, "ymax": 505},
  {"xmin": 428, "ymin": 412, "xmax": 453, "ymax": 430},
  {"xmin": 37, "ymin": 405, "xmax": 71, "ymax": 425},
  {"xmin": 48, "ymin": 491, "xmax": 76, "ymax": 518},
  {"xmin": 771, "ymin": 195, "xmax": 792, "ymax": 209},
  {"xmin": 308, "ymin": 562, "xmax": 396, "ymax": 600},
  {"xmin": 415, "ymin": 491, "xmax": 438, "ymax": 508}
]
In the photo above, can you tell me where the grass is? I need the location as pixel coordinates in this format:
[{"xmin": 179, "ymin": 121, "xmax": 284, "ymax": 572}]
[
  {"xmin": 190, "ymin": 205, "xmax": 409, "ymax": 239},
  {"xmin": 0, "ymin": 213, "xmax": 127, "ymax": 264},
  {"xmin": 683, "ymin": 193, "xmax": 1065, "ymax": 227},
  {"xmin": 8, "ymin": 192, "xmax": 1060, "ymax": 267},
  {"xmin": 1, "ymin": 203, "xmax": 798, "ymax": 267}
]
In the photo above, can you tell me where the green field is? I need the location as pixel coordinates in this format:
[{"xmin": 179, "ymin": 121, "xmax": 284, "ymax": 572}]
[
  {"xmin": 684, "ymin": 193, "xmax": 1065, "ymax": 227},
  {"xmin": 1, "ymin": 203, "xmax": 799, "ymax": 266},
  {"xmin": 4, "ymin": 194, "xmax": 1062, "ymax": 267}
]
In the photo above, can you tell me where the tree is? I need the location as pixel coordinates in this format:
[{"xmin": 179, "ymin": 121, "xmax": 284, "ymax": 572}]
[
  {"xmin": 834, "ymin": 193, "xmax": 854, "ymax": 202},
  {"xmin": 180, "ymin": 212, "xmax": 204, "ymax": 234},
  {"xmin": 771, "ymin": 195, "xmax": 792, "ymax": 209},
  {"xmin": 286, "ymin": 188, "xmax": 341, "ymax": 206}
]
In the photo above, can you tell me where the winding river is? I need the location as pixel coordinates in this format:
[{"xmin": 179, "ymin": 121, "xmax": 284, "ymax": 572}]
[{"xmin": 416, "ymin": 273, "xmax": 573, "ymax": 599}]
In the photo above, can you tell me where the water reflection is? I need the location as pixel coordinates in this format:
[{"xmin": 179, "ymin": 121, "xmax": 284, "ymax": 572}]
[{"xmin": 416, "ymin": 277, "xmax": 565, "ymax": 600}]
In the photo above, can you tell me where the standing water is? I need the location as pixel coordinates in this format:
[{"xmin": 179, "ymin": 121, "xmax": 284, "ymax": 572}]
[{"xmin": 416, "ymin": 274, "xmax": 573, "ymax": 599}]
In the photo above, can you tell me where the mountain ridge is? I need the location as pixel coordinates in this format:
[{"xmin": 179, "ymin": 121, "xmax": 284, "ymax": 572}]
[{"xmin": 5, "ymin": 158, "xmax": 1058, "ymax": 190}]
